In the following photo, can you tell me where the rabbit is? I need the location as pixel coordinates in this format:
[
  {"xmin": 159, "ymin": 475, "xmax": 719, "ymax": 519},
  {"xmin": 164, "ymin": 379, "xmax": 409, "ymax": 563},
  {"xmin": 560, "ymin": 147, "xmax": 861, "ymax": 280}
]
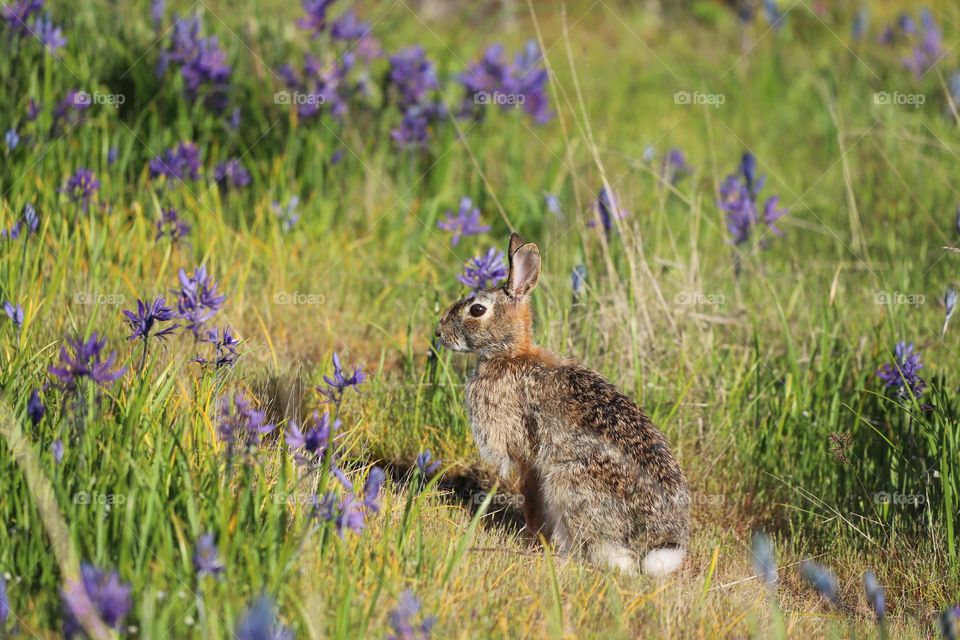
[{"xmin": 435, "ymin": 233, "xmax": 690, "ymax": 577}]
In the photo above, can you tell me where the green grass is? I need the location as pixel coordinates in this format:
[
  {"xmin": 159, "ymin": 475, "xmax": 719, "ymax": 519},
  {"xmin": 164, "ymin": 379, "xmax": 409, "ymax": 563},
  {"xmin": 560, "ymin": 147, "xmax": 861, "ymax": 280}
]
[{"xmin": 1, "ymin": 0, "xmax": 960, "ymax": 637}]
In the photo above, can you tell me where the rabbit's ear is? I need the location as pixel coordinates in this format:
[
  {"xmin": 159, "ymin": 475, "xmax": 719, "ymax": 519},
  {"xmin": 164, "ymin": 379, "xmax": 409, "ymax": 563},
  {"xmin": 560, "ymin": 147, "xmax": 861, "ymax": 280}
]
[
  {"xmin": 507, "ymin": 241, "xmax": 541, "ymax": 298},
  {"xmin": 508, "ymin": 232, "xmax": 525, "ymax": 256}
]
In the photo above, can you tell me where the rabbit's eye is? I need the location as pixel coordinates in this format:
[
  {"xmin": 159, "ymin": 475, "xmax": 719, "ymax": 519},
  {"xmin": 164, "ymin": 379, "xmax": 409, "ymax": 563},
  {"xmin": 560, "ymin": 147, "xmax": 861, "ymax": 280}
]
[{"xmin": 468, "ymin": 303, "xmax": 487, "ymax": 318}]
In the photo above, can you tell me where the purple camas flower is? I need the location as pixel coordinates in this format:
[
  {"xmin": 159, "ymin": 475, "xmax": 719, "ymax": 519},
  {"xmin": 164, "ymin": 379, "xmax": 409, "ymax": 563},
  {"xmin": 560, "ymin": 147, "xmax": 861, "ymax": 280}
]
[
  {"xmin": 544, "ymin": 193, "xmax": 561, "ymax": 217},
  {"xmin": 437, "ymin": 197, "xmax": 490, "ymax": 246},
  {"xmin": 318, "ymin": 352, "xmax": 366, "ymax": 404},
  {"xmin": 49, "ymin": 333, "xmax": 126, "ymax": 390},
  {"xmin": 61, "ymin": 563, "xmax": 132, "ymax": 637},
  {"xmin": 458, "ymin": 248, "xmax": 508, "ymax": 291},
  {"xmin": 31, "ymin": 12, "xmax": 66, "ymax": 53},
  {"xmin": 63, "ymin": 168, "xmax": 99, "ymax": 211},
  {"xmin": 363, "ymin": 466, "xmax": 385, "ymax": 513},
  {"xmin": 799, "ymin": 559, "xmax": 839, "ymax": 604},
  {"xmin": 149, "ymin": 141, "xmax": 202, "ymax": 182},
  {"xmin": 285, "ymin": 410, "xmax": 339, "ymax": 466},
  {"xmin": 330, "ymin": 9, "xmax": 370, "ymax": 41},
  {"xmin": 193, "ymin": 533, "xmax": 225, "ymax": 576},
  {"xmin": 51, "ymin": 90, "xmax": 89, "ymax": 133},
  {"xmin": 217, "ymin": 393, "xmax": 276, "ymax": 448},
  {"xmin": 151, "ymin": 0, "xmax": 165, "ymax": 29},
  {"xmin": 388, "ymin": 590, "xmax": 435, "ymax": 640},
  {"xmin": 718, "ymin": 152, "xmax": 787, "ymax": 246},
  {"xmin": 155, "ymin": 207, "xmax": 190, "ymax": 243},
  {"xmin": 416, "ymin": 450, "xmax": 440, "ymax": 476},
  {"xmin": 0, "ymin": 575, "xmax": 7, "ymax": 627},
  {"xmin": 762, "ymin": 0, "xmax": 784, "ymax": 30},
  {"xmin": 660, "ymin": 148, "xmax": 691, "ymax": 185},
  {"xmin": 175, "ymin": 265, "xmax": 226, "ymax": 337},
  {"xmin": 1, "ymin": 203, "xmax": 39, "ymax": 240},
  {"xmin": 459, "ymin": 40, "xmax": 552, "ymax": 125},
  {"xmin": 314, "ymin": 492, "xmax": 366, "ymax": 537},
  {"xmin": 195, "ymin": 326, "xmax": 239, "ymax": 369},
  {"xmin": 391, "ymin": 106, "xmax": 433, "ymax": 149},
  {"xmin": 389, "ymin": 46, "xmax": 438, "ymax": 108},
  {"xmin": 214, "ymin": 158, "xmax": 251, "ymax": 192},
  {"xmin": 5, "ymin": 128, "xmax": 19, "ymax": 150},
  {"xmin": 571, "ymin": 264, "xmax": 587, "ymax": 303},
  {"xmin": 28, "ymin": 388, "xmax": 45, "ymax": 426},
  {"xmin": 2, "ymin": 0, "xmax": 43, "ymax": 35},
  {"xmin": 3, "ymin": 301, "xmax": 23, "ymax": 330},
  {"xmin": 877, "ymin": 341, "xmax": 927, "ymax": 399},
  {"xmin": 158, "ymin": 15, "xmax": 232, "ymax": 113},
  {"xmin": 297, "ymin": 0, "xmax": 335, "ymax": 38},
  {"xmin": 279, "ymin": 54, "xmax": 352, "ymax": 120},
  {"xmin": 51, "ymin": 439, "xmax": 64, "ymax": 463},
  {"xmin": 903, "ymin": 9, "xmax": 943, "ymax": 77},
  {"xmin": 123, "ymin": 297, "xmax": 180, "ymax": 343},
  {"xmin": 235, "ymin": 597, "xmax": 293, "ymax": 640}
]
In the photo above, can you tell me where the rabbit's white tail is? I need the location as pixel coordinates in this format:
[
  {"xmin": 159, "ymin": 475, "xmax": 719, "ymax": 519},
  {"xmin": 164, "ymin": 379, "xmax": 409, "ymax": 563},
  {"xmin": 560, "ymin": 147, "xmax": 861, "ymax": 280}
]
[{"xmin": 641, "ymin": 547, "xmax": 685, "ymax": 577}]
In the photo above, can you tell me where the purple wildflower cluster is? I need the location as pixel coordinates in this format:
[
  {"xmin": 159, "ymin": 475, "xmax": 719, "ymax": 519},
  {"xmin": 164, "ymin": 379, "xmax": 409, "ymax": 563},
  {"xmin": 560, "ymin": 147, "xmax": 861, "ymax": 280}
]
[
  {"xmin": 157, "ymin": 14, "xmax": 232, "ymax": 113},
  {"xmin": 193, "ymin": 532, "xmax": 225, "ymax": 577},
  {"xmin": 175, "ymin": 265, "xmax": 226, "ymax": 337},
  {"xmin": 879, "ymin": 9, "xmax": 944, "ymax": 78},
  {"xmin": 2, "ymin": 0, "xmax": 66, "ymax": 54},
  {"xmin": 272, "ymin": 196, "xmax": 300, "ymax": 232},
  {"xmin": 717, "ymin": 152, "xmax": 787, "ymax": 246},
  {"xmin": 61, "ymin": 563, "xmax": 132, "ymax": 638},
  {"xmin": 235, "ymin": 596, "xmax": 293, "ymax": 640},
  {"xmin": 195, "ymin": 326, "xmax": 240, "ymax": 369},
  {"xmin": 285, "ymin": 409, "xmax": 340, "ymax": 467},
  {"xmin": 1, "ymin": 203, "xmax": 39, "ymax": 239},
  {"xmin": 312, "ymin": 464, "xmax": 385, "ymax": 537},
  {"xmin": 214, "ymin": 158, "xmax": 251, "ymax": 192},
  {"xmin": 217, "ymin": 392, "xmax": 276, "ymax": 450},
  {"xmin": 123, "ymin": 297, "xmax": 180, "ymax": 372},
  {"xmin": 48, "ymin": 333, "xmax": 126, "ymax": 390},
  {"xmin": 459, "ymin": 41, "xmax": 552, "ymax": 125},
  {"xmin": 317, "ymin": 352, "xmax": 367, "ymax": 406},
  {"xmin": 62, "ymin": 168, "xmax": 99, "ymax": 212},
  {"xmin": 437, "ymin": 197, "xmax": 490, "ymax": 246},
  {"xmin": 458, "ymin": 248, "xmax": 508, "ymax": 291},
  {"xmin": 149, "ymin": 141, "xmax": 202, "ymax": 183},
  {"xmin": 876, "ymin": 341, "xmax": 927, "ymax": 400},
  {"xmin": 388, "ymin": 590, "xmax": 435, "ymax": 640},
  {"xmin": 388, "ymin": 46, "xmax": 444, "ymax": 148},
  {"xmin": 278, "ymin": 53, "xmax": 355, "ymax": 120},
  {"xmin": 155, "ymin": 207, "xmax": 190, "ymax": 243}
]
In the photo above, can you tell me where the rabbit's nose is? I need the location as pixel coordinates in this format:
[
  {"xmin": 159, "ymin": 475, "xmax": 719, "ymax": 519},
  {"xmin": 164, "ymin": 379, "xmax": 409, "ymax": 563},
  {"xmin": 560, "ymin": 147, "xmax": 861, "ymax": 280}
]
[{"xmin": 434, "ymin": 327, "xmax": 441, "ymax": 338}]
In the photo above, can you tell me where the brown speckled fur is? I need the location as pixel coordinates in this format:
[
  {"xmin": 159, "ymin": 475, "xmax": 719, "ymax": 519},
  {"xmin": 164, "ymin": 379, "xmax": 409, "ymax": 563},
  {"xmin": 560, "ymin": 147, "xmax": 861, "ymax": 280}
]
[{"xmin": 436, "ymin": 233, "xmax": 690, "ymax": 572}]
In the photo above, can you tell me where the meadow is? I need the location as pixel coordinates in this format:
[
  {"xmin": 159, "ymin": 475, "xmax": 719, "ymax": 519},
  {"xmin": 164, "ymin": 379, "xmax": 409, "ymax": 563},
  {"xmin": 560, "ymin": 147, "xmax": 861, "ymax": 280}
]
[{"xmin": 1, "ymin": 0, "xmax": 960, "ymax": 637}]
